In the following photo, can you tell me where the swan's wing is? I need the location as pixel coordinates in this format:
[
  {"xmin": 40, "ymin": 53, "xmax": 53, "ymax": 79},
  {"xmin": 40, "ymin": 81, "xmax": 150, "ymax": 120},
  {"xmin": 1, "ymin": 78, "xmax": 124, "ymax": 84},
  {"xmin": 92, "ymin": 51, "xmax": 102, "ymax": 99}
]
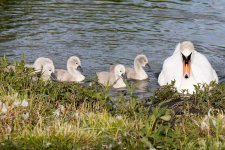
[
  {"xmin": 158, "ymin": 53, "xmax": 182, "ymax": 87},
  {"xmin": 158, "ymin": 70, "xmax": 166, "ymax": 86},
  {"xmin": 192, "ymin": 65, "xmax": 217, "ymax": 84},
  {"xmin": 213, "ymin": 70, "xmax": 219, "ymax": 83},
  {"xmin": 191, "ymin": 51, "xmax": 218, "ymax": 84},
  {"xmin": 158, "ymin": 42, "xmax": 182, "ymax": 86}
]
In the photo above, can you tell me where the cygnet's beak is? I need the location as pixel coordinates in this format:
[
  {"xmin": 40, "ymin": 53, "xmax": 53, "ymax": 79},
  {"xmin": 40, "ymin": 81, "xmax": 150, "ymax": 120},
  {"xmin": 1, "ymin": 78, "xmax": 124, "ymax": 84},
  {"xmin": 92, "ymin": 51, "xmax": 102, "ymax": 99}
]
[
  {"xmin": 77, "ymin": 66, "xmax": 83, "ymax": 72},
  {"xmin": 145, "ymin": 63, "xmax": 151, "ymax": 72},
  {"xmin": 50, "ymin": 72, "xmax": 57, "ymax": 81},
  {"xmin": 121, "ymin": 73, "xmax": 127, "ymax": 80}
]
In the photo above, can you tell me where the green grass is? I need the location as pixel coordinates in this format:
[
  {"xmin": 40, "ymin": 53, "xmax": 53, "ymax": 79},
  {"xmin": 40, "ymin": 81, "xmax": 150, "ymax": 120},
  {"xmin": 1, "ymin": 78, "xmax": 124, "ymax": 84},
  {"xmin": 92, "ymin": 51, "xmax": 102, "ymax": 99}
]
[{"xmin": 0, "ymin": 56, "xmax": 225, "ymax": 149}]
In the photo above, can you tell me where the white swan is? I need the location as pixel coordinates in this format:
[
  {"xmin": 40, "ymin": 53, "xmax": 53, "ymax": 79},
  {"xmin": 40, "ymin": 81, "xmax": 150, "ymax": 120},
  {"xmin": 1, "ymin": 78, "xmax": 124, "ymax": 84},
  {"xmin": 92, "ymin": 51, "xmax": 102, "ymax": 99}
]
[
  {"xmin": 126, "ymin": 54, "xmax": 150, "ymax": 80},
  {"xmin": 97, "ymin": 64, "xmax": 126, "ymax": 88},
  {"xmin": 54, "ymin": 56, "xmax": 85, "ymax": 82},
  {"xmin": 158, "ymin": 41, "xmax": 218, "ymax": 93}
]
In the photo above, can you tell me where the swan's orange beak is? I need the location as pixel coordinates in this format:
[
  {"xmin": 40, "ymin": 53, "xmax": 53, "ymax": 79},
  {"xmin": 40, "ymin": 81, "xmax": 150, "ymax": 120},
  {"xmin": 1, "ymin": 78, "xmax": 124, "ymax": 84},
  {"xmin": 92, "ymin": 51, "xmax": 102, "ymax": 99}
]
[
  {"xmin": 182, "ymin": 53, "xmax": 192, "ymax": 79},
  {"xmin": 183, "ymin": 60, "xmax": 191, "ymax": 79}
]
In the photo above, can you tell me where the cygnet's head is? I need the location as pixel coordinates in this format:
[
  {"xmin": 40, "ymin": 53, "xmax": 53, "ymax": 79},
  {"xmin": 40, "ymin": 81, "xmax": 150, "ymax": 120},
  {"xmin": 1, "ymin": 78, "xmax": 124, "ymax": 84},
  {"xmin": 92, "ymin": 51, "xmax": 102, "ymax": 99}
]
[
  {"xmin": 180, "ymin": 41, "xmax": 194, "ymax": 79},
  {"xmin": 34, "ymin": 57, "xmax": 54, "ymax": 72},
  {"xmin": 135, "ymin": 54, "xmax": 150, "ymax": 68},
  {"xmin": 67, "ymin": 56, "xmax": 83, "ymax": 72},
  {"xmin": 114, "ymin": 64, "xmax": 126, "ymax": 77},
  {"xmin": 38, "ymin": 57, "xmax": 53, "ymax": 64},
  {"xmin": 42, "ymin": 63, "xmax": 55, "ymax": 80}
]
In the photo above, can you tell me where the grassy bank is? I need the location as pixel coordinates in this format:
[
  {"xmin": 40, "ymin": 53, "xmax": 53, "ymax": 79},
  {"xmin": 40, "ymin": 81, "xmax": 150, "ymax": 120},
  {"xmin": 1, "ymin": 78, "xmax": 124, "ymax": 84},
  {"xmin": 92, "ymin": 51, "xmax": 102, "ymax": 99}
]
[{"xmin": 0, "ymin": 57, "xmax": 225, "ymax": 149}]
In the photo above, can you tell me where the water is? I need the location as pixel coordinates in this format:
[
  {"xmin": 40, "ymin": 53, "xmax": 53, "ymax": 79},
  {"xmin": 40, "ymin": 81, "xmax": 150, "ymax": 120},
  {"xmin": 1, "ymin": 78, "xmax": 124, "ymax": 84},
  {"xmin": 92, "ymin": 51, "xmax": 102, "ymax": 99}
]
[{"xmin": 1, "ymin": 0, "xmax": 225, "ymax": 97}]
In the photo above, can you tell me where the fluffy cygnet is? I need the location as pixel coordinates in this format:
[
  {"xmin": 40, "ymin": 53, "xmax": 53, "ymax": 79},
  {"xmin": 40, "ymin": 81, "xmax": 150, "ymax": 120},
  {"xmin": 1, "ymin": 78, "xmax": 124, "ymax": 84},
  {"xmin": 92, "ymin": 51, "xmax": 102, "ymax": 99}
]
[
  {"xmin": 25, "ymin": 57, "xmax": 54, "ymax": 73},
  {"xmin": 97, "ymin": 64, "xmax": 126, "ymax": 88},
  {"xmin": 54, "ymin": 56, "xmax": 85, "ymax": 82},
  {"xmin": 41, "ymin": 63, "xmax": 55, "ymax": 81},
  {"xmin": 126, "ymin": 54, "xmax": 150, "ymax": 80},
  {"xmin": 4, "ymin": 57, "xmax": 55, "ymax": 81}
]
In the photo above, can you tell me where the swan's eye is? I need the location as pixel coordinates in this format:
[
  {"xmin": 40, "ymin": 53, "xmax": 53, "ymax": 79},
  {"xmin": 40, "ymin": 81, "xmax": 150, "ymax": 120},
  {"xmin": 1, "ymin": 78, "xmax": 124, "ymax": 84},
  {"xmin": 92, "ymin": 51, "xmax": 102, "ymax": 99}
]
[{"xmin": 49, "ymin": 70, "xmax": 52, "ymax": 72}]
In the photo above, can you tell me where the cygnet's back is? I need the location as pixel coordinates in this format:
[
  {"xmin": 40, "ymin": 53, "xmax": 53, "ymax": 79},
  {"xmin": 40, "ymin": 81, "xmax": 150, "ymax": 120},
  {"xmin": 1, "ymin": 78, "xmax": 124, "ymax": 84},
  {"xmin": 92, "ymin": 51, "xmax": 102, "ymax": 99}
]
[
  {"xmin": 97, "ymin": 71, "xmax": 115, "ymax": 86},
  {"xmin": 55, "ymin": 69, "xmax": 80, "ymax": 82}
]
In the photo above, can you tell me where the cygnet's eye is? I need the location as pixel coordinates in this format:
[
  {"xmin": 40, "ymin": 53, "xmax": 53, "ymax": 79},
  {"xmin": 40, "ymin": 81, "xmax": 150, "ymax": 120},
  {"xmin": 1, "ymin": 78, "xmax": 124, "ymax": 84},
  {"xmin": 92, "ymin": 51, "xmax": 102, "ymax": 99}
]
[
  {"xmin": 120, "ymin": 70, "xmax": 122, "ymax": 72},
  {"xmin": 49, "ymin": 69, "xmax": 52, "ymax": 72}
]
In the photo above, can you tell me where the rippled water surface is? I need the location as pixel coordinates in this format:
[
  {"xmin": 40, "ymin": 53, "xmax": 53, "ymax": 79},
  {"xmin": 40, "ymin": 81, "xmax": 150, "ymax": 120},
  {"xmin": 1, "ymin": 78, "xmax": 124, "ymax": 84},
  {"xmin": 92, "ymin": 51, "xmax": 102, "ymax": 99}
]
[{"xmin": 1, "ymin": 0, "xmax": 225, "ymax": 96}]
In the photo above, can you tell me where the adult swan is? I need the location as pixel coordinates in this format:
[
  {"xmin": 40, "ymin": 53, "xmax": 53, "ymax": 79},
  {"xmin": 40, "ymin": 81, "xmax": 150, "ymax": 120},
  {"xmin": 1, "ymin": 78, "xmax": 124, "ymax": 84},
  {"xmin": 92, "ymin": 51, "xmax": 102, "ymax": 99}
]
[{"xmin": 158, "ymin": 41, "xmax": 218, "ymax": 93}]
